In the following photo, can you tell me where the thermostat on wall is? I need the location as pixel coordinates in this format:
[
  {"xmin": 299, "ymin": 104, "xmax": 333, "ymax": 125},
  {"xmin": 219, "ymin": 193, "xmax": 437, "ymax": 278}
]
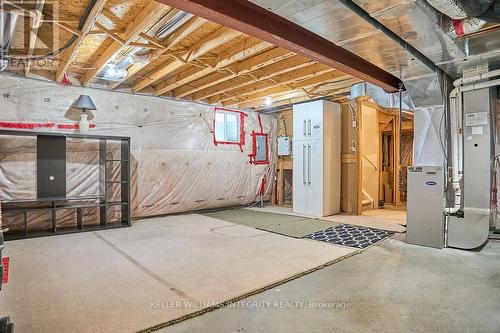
[{"xmin": 277, "ymin": 136, "xmax": 291, "ymax": 156}]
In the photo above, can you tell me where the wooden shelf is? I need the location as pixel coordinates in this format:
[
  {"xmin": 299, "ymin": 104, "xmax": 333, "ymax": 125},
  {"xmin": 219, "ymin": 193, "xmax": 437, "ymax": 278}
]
[{"xmin": 0, "ymin": 131, "xmax": 131, "ymax": 240}]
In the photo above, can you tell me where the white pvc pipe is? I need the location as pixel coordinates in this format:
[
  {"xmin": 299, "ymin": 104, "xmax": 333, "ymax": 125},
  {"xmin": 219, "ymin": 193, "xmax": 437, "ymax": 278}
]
[
  {"xmin": 445, "ymin": 88, "xmax": 461, "ymax": 214},
  {"xmin": 460, "ymin": 78, "xmax": 500, "ymax": 92},
  {"xmin": 453, "ymin": 69, "xmax": 500, "ymax": 87},
  {"xmin": 456, "ymin": 92, "xmax": 463, "ymax": 180}
]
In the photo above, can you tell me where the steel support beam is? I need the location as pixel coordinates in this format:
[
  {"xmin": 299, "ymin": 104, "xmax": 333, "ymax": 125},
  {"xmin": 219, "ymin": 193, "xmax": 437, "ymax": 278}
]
[{"xmin": 154, "ymin": 0, "xmax": 405, "ymax": 92}]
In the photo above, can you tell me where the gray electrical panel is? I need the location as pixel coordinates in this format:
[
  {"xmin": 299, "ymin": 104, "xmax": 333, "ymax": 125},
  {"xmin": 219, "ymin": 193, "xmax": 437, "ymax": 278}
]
[{"xmin": 406, "ymin": 166, "xmax": 445, "ymax": 248}]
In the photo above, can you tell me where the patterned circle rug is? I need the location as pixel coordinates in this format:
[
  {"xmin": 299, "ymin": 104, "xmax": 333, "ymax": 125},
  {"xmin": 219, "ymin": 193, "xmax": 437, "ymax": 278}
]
[{"xmin": 304, "ymin": 224, "xmax": 393, "ymax": 249}]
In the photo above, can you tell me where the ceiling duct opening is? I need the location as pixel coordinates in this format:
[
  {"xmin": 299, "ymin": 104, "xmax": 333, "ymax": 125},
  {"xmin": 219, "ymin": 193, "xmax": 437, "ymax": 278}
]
[{"xmin": 96, "ymin": 47, "xmax": 150, "ymax": 82}]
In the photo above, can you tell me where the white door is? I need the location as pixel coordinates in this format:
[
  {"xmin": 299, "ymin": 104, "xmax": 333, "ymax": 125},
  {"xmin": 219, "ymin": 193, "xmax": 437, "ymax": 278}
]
[
  {"xmin": 309, "ymin": 102, "xmax": 324, "ymax": 140},
  {"xmin": 307, "ymin": 140, "xmax": 324, "ymax": 217},
  {"xmin": 293, "ymin": 104, "xmax": 309, "ymax": 141},
  {"xmin": 293, "ymin": 141, "xmax": 308, "ymax": 215}
]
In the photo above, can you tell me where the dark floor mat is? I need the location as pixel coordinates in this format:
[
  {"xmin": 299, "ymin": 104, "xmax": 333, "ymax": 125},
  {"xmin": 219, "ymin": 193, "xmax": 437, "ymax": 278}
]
[{"xmin": 305, "ymin": 224, "xmax": 393, "ymax": 249}]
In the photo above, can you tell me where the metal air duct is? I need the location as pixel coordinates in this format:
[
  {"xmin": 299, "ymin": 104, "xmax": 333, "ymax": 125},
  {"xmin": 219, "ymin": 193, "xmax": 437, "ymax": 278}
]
[
  {"xmin": 0, "ymin": 13, "xmax": 18, "ymax": 71},
  {"xmin": 155, "ymin": 11, "xmax": 193, "ymax": 40}
]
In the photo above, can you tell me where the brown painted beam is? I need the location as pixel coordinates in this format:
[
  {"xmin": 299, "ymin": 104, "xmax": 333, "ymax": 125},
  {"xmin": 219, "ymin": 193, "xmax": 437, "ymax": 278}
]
[{"xmin": 154, "ymin": 0, "xmax": 405, "ymax": 92}]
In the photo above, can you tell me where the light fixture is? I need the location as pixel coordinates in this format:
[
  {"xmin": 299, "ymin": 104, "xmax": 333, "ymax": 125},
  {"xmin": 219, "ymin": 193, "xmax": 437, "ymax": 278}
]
[
  {"xmin": 264, "ymin": 96, "xmax": 273, "ymax": 106},
  {"xmin": 72, "ymin": 95, "xmax": 97, "ymax": 134}
]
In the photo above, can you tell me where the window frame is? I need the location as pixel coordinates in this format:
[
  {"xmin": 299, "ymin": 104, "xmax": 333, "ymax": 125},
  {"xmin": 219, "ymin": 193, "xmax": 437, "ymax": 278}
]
[{"xmin": 213, "ymin": 107, "xmax": 246, "ymax": 149}]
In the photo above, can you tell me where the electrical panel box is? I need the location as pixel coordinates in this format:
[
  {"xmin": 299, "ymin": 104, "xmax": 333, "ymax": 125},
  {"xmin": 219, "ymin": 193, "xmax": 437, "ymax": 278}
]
[
  {"xmin": 277, "ymin": 136, "xmax": 291, "ymax": 156},
  {"xmin": 406, "ymin": 166, "xmax": 445, "ymax": 248},
  {"xmin": 255, "ymin": 134, "xmax": 267, "ymax": 162}
]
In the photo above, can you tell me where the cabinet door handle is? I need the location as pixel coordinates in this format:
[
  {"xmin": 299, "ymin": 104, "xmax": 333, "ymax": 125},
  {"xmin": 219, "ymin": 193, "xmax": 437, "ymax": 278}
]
[
  {"xmin": 303, "ymin": 120, "xmax": 306, "ymax": 137},
  {"xmin": 308, "ymin": 144, "xmax": 311, "ymax": 186},
  {"xmin": 303, "ymin": 144, "xmax": 306, "ymax": 185},
  {"xmin": 308, "ymin": 119, "xmax": 311, "ymax": 137}
]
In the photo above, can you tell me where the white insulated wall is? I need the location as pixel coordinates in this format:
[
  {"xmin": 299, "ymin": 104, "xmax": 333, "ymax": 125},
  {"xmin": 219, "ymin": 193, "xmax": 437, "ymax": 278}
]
[{"xmin": 0, "ymin": 74, "xmax": 276, "ymax": 218}]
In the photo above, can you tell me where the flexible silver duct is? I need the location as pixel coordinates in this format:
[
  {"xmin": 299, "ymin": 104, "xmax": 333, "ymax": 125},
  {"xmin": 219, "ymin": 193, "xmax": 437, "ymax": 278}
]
[
  {"xmin": 426, "ymin": 0, "xmax": 467, "ymax": 19},
  {"xmin": 427, "ymin": 0, "xmax": 486, "ymax": 37},
  {"xmin": 448, "ymin": 17, "xmax": 486, "ymax": 38}
]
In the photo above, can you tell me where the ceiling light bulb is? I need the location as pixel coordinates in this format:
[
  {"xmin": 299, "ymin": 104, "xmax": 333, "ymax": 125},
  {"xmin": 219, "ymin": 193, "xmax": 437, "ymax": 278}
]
[{"xmin": 264, "ymin": 96, "xmax": 273, "ymax": 106}]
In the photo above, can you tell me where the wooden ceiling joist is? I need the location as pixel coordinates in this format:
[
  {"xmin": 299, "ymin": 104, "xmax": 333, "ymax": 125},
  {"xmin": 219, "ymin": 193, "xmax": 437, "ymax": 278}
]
[
  {"xmin": 211, "ymin": 63, "xmax": 334, "ymax": 105},
  {"xmin": 132, "ymin": 27, "xmax": 241, "ymax": 92},
  {"xmin": 54, "ymin": 21, "xmax": 82, "ymax": 37},
  {"xmin": 188, "ymin": 54, "xmax": 312, "ymax": 101},
  {"xmin": 55, "ymin": 0, "xmax": 108, "ymax": 82},
  {"xmin": 152, "ymin": 38, "xmax": 272, "ymax": 96},
  {"xmin": 238, "ymin": 85, "xmax": 352, "ymax": 110},
  {"xmin": 224, "ymin": 71, "xmax": 351, "ymax": 106},
  {"xmin": 94, "ymin": 22, "xmax": 126, "ymax": 44},
  {"xmin": 12, "ymin": 0, "xmax": 360, "ymax": 108},
  {"xmin": 109, "ymin": 16, "xmax": 207, "ymax": 90},
  {"xmin": 170, "ymin": 46, "xmax": 294, "ymax": 98},
  {"xmin": 80, "ymin": 0, "xmax": 170, "ymax": 86},
  {"xmin": 155, "ymin": 0, "xmax": 404, "ymax": 92}
]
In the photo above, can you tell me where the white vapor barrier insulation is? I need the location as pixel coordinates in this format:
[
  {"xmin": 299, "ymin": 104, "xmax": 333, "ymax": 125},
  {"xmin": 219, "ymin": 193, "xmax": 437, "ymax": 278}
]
[
  {"xmin": 413, "ymin": 105, "xmax": 445, "ymax": 167},
  {"xmin": 0, "ymin": 75, "xmax": 276, "ymax": 229}
]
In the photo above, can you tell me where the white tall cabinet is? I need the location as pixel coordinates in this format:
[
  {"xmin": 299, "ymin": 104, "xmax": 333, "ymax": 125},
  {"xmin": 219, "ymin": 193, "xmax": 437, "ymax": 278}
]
[{"xmin": 292, "ymin": 100, "xmax": 341, "ymax": 217}]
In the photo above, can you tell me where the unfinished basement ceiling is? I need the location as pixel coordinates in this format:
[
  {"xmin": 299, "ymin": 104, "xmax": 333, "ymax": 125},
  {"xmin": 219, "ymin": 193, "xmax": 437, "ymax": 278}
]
[
  {"xmin": 2, "ymin": 0, "xmax": 362, "ymax": 110},
  {"xmin": 251, "ymin": 0, "xmax": 500, "ymax": 106}
]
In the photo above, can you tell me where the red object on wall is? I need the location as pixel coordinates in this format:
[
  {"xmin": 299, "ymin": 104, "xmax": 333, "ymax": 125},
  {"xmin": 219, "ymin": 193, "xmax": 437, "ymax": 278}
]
[
  {"xmin": 248, "ymin": 131, "xmax": 270, "ymax": 165},
  {"xmin": 2, "ymin": 257, "xmax": 9, "ymax": 284},
  {"xmin": 0, "ymin": 122, "xmax": 55, "ymax": 129},
  {"xmin": 0, "ymin": 121, "xmax": 95, "ymax": 131},
  {"xmin": 259, "ymin": 175, "xmax": 266, "ymax": 195},
  {"xmin": 61, "ymin": 73, "xmax": 72, "ymax": 85},
  {"xmin": 213, "ymin": 106, "xmax": 246, "ymax": 152},
  {"xmin": 453, "ymin": 20, "xmax": 465, "ymax": 37}
]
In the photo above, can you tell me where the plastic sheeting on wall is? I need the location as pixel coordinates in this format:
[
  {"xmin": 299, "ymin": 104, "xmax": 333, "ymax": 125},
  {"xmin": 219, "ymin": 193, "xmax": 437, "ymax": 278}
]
[
  {"xmin": 0, "ymin": 74, "xmax": 277, "ymax": 224},
  {"xmin": 413, "ymin": 105, "xmax": 446, "ymax": 167}
]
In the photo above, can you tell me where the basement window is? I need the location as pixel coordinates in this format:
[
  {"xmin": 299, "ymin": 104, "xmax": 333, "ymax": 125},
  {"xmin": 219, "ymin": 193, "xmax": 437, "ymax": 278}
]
[{"xmin": 213, "ymin": 107, "xmax": 245, "ymax": 148}]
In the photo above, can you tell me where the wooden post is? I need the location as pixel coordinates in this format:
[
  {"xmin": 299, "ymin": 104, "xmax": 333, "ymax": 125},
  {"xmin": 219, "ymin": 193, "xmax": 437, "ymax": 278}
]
[
  {"xmin": 277, "ymin": 159, "xmax": 285, "ymax": 206},
  {"xmin": 355, "ymin": 97, "xmax": 363, "ymax": 215}
]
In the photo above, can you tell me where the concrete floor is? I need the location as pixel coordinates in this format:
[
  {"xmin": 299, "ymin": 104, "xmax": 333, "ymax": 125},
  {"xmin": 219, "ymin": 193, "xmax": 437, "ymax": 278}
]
[
  {"xmin": 203, "ymin": 209, "xmax": 341, "ymax": 238},
  {"xmin": 362, "ymin": 208, "xmax": 407, "ymax": 222},
  {"xmin": 159, "ymin": 239, "xmax": 500, "ymax": 333},
  {"xmin": 246, "ymin": 206, "xmax": 406, "ymax": 233},
  {"xmin": 0, "ymin": 214, "xmax": 355, "ymax": 332}
]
